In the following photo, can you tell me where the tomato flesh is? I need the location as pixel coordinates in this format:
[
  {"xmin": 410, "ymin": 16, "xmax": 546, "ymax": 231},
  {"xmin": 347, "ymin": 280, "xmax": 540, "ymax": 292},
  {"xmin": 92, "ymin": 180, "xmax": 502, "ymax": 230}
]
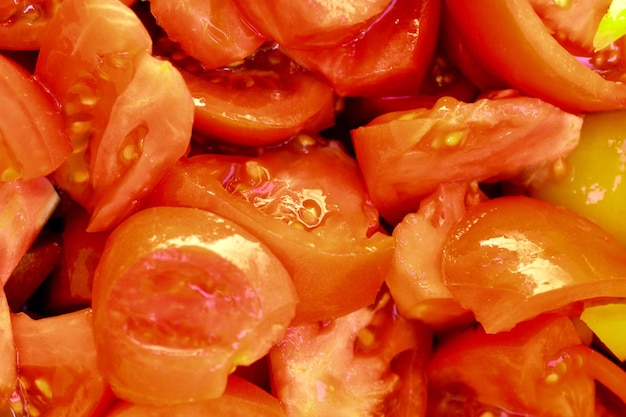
[{"xmin": 92, "ymin": 206, "xmax": 297, "ymax": 404}]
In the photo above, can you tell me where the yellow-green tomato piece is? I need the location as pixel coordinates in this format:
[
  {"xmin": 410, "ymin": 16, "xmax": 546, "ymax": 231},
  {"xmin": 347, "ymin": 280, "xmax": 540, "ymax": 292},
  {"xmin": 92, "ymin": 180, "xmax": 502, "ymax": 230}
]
[
  {"xmin": 529, "ymin": 109, "xmax": 626, "ymax": 247},
  {"xmin": 580, "ymin": 303, "xmax": 626, "ymax": 361}
]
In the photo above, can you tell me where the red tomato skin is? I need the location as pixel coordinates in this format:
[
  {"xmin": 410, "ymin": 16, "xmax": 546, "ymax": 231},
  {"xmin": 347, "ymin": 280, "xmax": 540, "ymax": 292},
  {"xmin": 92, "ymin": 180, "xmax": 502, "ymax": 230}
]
[
  {"xmin": 92, "ymin": 206, "xmax": 297, "ymax": 405},
  {"xmin": 148, "ymin": 138, "xmax": 393, "ymax": 323},
  {"xmin": 427, "ymin": 314, "xmax": 596, "ymax": 417},
  {"xmin": 283, "ymin": 0, "xmax": 441, "ymax": 97},
  {"xmin": 233, "ymin": 0, "xmax": 392, "ymax": 49},
  {"xmin": 149, "ymin": 0, "xmax": 266, "ymax": 70},
  {"xmin": 103, "ymin": 376, "xmax": 285, "ymax": 417},
  {"xmin": 0, "ymin": 54, "xmax": 71, "ymax": 181},
  {"xmin": 180, "ymin": 46, "xmax": 336, "ymax": 147},
  {"xmin": 351, "ymin": 92, "xmax": 582, "ymax": 225},
  {"xmin": 442, "ymin": 196, "xmax": 626, "ymax": 334},
  {"xmin": 444, "ymin": 0, "xmax": 626, "ymax": 112},
  {"xmin": 0, "ymin": 178, "xmax": 58, "ymax": 287}
]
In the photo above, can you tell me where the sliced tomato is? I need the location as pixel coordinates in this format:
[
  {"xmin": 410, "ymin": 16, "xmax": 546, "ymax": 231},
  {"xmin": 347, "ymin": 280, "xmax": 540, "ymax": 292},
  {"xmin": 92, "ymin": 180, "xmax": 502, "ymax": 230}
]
[
  {"xmin": 444, "ymin": 0, "xmax": 626, "ymax": 111},
  {"xmin": 0, "ymin": 290, "xmax": 16, "ymax": 404},
  {"xmin": 0, "ymin": 177, "xmax": 59, "ymax": 287},
  {"xmin": 530, "ymin": 0, "xmax": 611, "ymax": 56},
  {"xmin": 148, "ymin": 135, "xmax": 394, "ymax": 323},
  {"xmin": 0, "ymin": 53, "xmax": 71, "ymax": 181},
  {"xmin": 427, "ymin": 314, "xmax": 598, "ymax": 416},
  {"xmin": 233, "ymin": 0, "xmax": 392, "ymax": 49},
  {"xmin": 269, "ymin": 292, "xmax": 432, "ymax": 417},
  {"xmin": 149, "ymin": 0, "xmax": 266, "ymax": 70},
  {"xmin": 92, "ymin": 206, "xmax": 298, "ymax": 405},
  {"xmin": 173, "ymin": 44, "xmax": 335, "ymax": 147},
  {"xmin": 39, "ymin": 200, "xmax": 109, "ymax": 315},
  {"xmin": 0, "ymin": 0, "xmax": 62, "ymax": 50},
  {"xmin": 282, "ymin": 0, "xmax": 440, "ymax": 97},
  {"xmin": 385, "ymin": 182, "xmax": 484, "ymax": 330},
  {"xmin": 351, "ymin": 91, "xmax": 583, "ymax": 225},
  {"xmin": 35, "ymin": 0, "xmax": 193, "ymax": 231},
  {"xmin": 5, "ymin": 309, "xmax": 112, "ymax": 416},
  {"xmin": 103, "ymin": 375, "xmax": 285, "ymax": 417},
  {"xmin": 442, "ymin": 196, "xmax": 626, "ymax": 334}
]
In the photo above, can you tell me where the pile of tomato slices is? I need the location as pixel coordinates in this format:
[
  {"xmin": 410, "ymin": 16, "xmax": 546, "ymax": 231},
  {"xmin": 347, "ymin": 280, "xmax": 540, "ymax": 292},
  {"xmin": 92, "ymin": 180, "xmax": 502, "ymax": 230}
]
[{"xmin": 2, "ymin": 0, "xmax": 626, "ymax": 415}]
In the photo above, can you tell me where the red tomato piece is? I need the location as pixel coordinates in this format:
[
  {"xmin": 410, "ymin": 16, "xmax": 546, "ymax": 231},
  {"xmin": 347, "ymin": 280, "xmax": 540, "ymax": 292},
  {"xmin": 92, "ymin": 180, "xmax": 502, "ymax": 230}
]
[
  {"xmin": 0, "ymin": 0, "xmax": 62, "ymax": 50},
  {"xmin": 177, "ymin": 44, "xmax": 336, "ymax": 147},
  {"xmin": 282, "ymin": 0, "xmax": 441, "ymax": 97},
  {"xmin": 270, "ymin": 292, "xmax": 432, "ymax": 417},
  {"xmin": 444, "ymin": 0, "xmax": 626, "ymax": 111},
  {"xmin": 103, "ymin": 375, "xmax": 285, "ymax": 417},
  {"xmin": 442, "ymin": 196, "xmax": 626, "ymax": 334},
  {"xmin": 0, "ymin": 177, "xmax": 58, "ymax": 287},
  {"xmin": 0, "ymin": 290, "xmax": 16, "ymax": 403},
  {"xmin": 40, "ymin": 201, "xmax": 109, "ymax": 314},
  {"xmin": 427, "ymin": 314, "xmax": 597, "ymax": 416},
  {"xmin": 92, "ymin": 206, "xmax": 298, "ymax": 405},
  {"xmin": 385, "ymin": 182, "xmax": 484, "ymax": 330},
  {"xmin": 351, "ymin": 91, "xmax": 583, "ymax": 225},
  {"xmin": 0, "ymin": 53, "xmax": 71, "ymax": 181},
  {"xmin": 6, "ymin": 309, "xmax": 112, "ymax": 416},
  {"xmin": 234, "ymin": 0, "xmax": 392, "ymax": 49},
  {"xmin": 149, "ymin": 0, "xmax": 266, "ymax": 70},
  {"xmin": 87, "ymin": 52, "xmax": 194, "ymax": 231},
  {"xmin": 35, "ymin": 0, "xmax": 194, "ymax": 231},
  {"xmin": 148, "ymin": 135, "xmax": 394, "ymax": 323}
]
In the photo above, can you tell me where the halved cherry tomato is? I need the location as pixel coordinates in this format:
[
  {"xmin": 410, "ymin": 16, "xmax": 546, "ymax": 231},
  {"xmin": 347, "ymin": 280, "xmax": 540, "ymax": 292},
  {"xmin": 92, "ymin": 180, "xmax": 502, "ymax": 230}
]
[
  {"xmin": 351, "ymin": 91, "xmax": 582, "ymax": 225},
  {"xmin": 148, "ymin": 135, "xmax": 394, "ymax": 323},
  {"xmin": 282, "ymin": 0, "xmax": 441, "ymax": 97},
  {"xmin": 174, "ymin": 44, "xmax": 336, "ymax": 147},
  {"xmin": 385, "ymin": 182, "xmax": 483, "ymax": 330},
  {"xmin": 442, "ymin": 196, "xmax": 626, "ymax": 334},
  {"xmin": 0, "ymin": 53, "xmax": 71, "ymax": 181},
  {"xmin": 104, "ymin": 375, "xmax": 285, "ymax": 417},
  {"xmin": 0, "ymin": 177, "xmax": 58, "ymax": 287},
  {"xmin": 92, "ymin": 206, "xmax": 298, "ymax": 405},
  {"xmin": 444, "ymin": 0, "xmax": 626, "ymax": 111},
  {"xmin": 233, "ymin": 0, "xmax": 392, "ymax": 49},
  {"xmin": 427, "ymin": 314, "xmax": 602, "ymax": 416},
  {"xmin": 269, "ymin": 292, "xmax": 432, "ymax": 417},
  {"xmin": 6, "ymin": 309, "xmax": 112, "ymax": 416},
  {"xmin": 149, "ymin": 0, "xmax": 266, "ymax": 70},
  {"xmin": 35, "ymin": 0, "xmax": 194, "ymax": 232}
]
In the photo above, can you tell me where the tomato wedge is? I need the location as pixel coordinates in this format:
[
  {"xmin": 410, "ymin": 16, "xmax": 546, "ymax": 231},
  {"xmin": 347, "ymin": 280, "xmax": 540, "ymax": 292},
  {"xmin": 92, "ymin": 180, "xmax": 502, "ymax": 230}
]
[
  {"xmin": 270, "ymin": 293, "xmax": 432, "ymax": 417},
  {"xmin": 427, "ymin": 314, "xmax": 598, "ymax": 416},
  {"xmin": 444, "ymin": 0, "xmax": 626, "ymax": 111},
  {"xmin": 234, "ymin": 0, "xmax": 392, "ymax": 49},
  {"xmin": 351, "ymin": 91, "xmax": 582, "ymax": 225},
  {"xmin": 282, "ymin": 0, "xmax": 441, "ymax": 97},
  {"xmin": 442, "ymin": 196, "xmax": 626, "ymax": 334},
  {"xmin": 6, "ymin": 309, "xmax": 112, "ymax": 416},
  {"xmin": 149, "ymin": 0, "xmax": 266, "ymax": 70},
  {"xmin": 0, "ymin": 178, "xmax": 59, "ymax": 287},
  {"xmin": 385, "ymin": 182, "xmax": 483, "ymax": 330},
  {"xmin": 149, "ymin": 135, "xmax": 394, "ymax": 323},
  {"xmin": 103, "ymin": 376, "xmax": 285, "ymax": 417},
  {"xmin": 92, "ymin": 206, "xmax": 298, "ymax": 405},
  {"xmin": 176, "ymin": 44, "xmax": 336, "ymax": 147},
  {"xmin": 35, "ymin": 0, "xmax": 194, "ymax": 231},
  {"xmin": 0, "ymin": 53, "xmax": 71, "ymax": 181}
]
